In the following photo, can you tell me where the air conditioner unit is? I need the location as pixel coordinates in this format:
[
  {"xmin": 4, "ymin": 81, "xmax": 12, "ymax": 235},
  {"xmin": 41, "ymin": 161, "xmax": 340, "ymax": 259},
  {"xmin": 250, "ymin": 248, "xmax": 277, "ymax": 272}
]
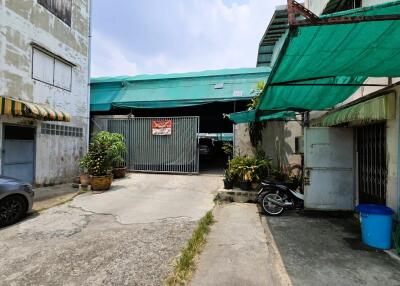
[{"xmin": 295, "ymin": 136, "xmax": 304, "ymax": 154}]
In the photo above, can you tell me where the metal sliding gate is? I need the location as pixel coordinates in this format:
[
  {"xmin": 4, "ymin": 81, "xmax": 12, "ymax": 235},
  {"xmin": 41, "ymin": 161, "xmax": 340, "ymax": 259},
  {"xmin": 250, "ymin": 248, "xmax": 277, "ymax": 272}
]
[
  {"xmin": 107, "ymin": 116, "xmax": 199, "ymax": 174},
  {"xmin": 357, "ymin": 123, "xmax": 387, "ymax": 205}
]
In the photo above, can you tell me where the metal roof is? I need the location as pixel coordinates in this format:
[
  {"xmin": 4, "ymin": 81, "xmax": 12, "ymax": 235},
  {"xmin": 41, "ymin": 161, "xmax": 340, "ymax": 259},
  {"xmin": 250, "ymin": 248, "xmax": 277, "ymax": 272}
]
[
  {"xmin": 255, "ymin": 1, "xmax": 363, "ymax": 67},
  {"xmin": 91, "ymin": 67, "xmax": 269, "ymax": 84},
  {"xmin": 90, "ymin": 67, "xmax": 270, "ymax": 111},
  {"xmin": 256, "ymin": 5, "xmax": 289, "ymax": 67}
]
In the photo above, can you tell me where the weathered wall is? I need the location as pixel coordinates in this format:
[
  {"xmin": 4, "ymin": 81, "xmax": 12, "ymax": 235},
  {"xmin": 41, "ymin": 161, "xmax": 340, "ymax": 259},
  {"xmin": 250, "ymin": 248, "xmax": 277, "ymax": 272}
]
[
  {"xmin": 233, "ymin": 123, "xmax": 254, "ymax": 157},
  {"xmin": 261, "ymin": 121, "xmax": 302, "ymax": 168},
  {"xmin": 0, "ymin": 0, "xmax": 90, "ymax": 184}
]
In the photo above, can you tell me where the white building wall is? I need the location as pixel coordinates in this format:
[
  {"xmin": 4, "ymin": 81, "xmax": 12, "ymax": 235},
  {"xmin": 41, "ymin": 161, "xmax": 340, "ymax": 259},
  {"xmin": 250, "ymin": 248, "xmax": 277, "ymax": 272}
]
[
  {"xmin": 0, "ymin": 0, "xmax": 90, "ymax": 185},
  {"xmin": 306, "ymin": 0, "xmax": 390, "ymax": 15},
  {"xmin": 261, "ymin": 120, "xmax": 302, "ymax": 168},
  {"xmin": 304, "ymin": 0, "xmax": 331, "ymax": 15},
  {"xmin": 293, "ymin": 0, "xmax": 400, "ymax": 212},
  {"xmin": 363, "ymin": 0, "xmax": 390, "ymax": 6}
]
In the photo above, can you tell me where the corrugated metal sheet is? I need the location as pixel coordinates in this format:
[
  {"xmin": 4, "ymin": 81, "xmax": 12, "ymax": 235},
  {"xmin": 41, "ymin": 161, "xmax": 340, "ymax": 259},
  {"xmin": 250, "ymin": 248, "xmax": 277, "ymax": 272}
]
[
  {"xmin": 107, "ymin": 117, "xmax": 199, "ymax": 174},
  {"xmin": 312, "ymin": 93, "xmax": 396, "ymax": 127},
  {"xmin": 90, "ymin": 67, "xmax": 270, "ymax": 111}
]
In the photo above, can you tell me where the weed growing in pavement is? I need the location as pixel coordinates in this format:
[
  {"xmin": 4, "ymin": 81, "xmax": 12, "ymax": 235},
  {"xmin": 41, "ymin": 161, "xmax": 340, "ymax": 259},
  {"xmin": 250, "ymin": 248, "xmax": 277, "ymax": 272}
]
[{"xmin": 165, "ymin": 211, "xmax": 215, "ymax": 285}]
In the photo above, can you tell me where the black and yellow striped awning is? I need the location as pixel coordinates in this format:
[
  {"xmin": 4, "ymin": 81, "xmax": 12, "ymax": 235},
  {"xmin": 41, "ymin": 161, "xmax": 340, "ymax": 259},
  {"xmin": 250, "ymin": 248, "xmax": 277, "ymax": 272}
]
[{"xmin": 0, "ymin": 97, "xmax": 70, "ymax": 122}]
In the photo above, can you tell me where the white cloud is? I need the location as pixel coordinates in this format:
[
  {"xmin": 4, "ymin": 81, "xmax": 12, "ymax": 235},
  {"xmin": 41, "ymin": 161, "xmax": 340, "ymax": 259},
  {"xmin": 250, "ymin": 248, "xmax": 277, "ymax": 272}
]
[
  {"xmin": 90, "ymin": 31, "xmax": 139, "ymax": 77},
  {"xmin": 91, "ymin": 0, "xmax": 286, "ymax": 77}
]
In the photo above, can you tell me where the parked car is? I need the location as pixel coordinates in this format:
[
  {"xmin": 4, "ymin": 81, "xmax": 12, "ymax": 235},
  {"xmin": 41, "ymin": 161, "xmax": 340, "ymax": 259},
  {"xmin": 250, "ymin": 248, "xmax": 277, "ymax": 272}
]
[
  {"xmin": 0, "ymin": 176, "xmax": 34, "ymax": 227},
  {"xmin": 199, "ymin": 138, "xmax": 214, "ymax": 156}
]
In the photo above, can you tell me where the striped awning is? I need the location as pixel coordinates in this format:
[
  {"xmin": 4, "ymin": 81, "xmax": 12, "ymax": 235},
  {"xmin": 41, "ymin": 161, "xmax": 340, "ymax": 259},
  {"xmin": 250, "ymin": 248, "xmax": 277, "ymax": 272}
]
[
  {"xmin": 0, "ymin": 97, "xmax": 70, "ymax": 122},
  {"xmin": 311, "ymin": 93, "xmax": 396, "ymax": 127}
]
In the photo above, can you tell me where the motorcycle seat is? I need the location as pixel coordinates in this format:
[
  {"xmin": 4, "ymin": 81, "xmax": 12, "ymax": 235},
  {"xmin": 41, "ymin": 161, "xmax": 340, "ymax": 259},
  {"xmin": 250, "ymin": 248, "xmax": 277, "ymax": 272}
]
[
  {"xmin": 261, "ymin": 180, "xmax": 286, "ymax": 186},
  {"xmin": 261, "ymin": 179, "xmax": 298, "ymax": 190}
]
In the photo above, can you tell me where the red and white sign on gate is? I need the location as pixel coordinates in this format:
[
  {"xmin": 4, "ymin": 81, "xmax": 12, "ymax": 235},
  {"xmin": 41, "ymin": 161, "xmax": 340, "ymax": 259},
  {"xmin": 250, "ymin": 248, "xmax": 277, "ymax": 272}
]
[{"xmin": 152, "ymin": 120, "xmax": 172, "ymax": 135}]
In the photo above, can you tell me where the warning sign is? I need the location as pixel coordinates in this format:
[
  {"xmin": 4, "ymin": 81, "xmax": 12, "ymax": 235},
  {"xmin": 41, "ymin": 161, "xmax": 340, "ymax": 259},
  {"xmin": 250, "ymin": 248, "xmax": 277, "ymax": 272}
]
[{"xmin": 152, "ymin": 120, "xmax": 172, "ymax": 135}]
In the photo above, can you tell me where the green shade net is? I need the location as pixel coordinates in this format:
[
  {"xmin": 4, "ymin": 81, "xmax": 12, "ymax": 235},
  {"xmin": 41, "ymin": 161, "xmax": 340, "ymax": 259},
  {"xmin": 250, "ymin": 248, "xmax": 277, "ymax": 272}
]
[
  {"xmin": 227, "ymin": 110, "xmax": 295, "ymax": 124},
  {"xmin": 90, "ymin": 67, "xmax": 270, "ymax": 111},
  {"xmin": 258, "ymin": 1, "xmax": 400, "ymax": 113}
]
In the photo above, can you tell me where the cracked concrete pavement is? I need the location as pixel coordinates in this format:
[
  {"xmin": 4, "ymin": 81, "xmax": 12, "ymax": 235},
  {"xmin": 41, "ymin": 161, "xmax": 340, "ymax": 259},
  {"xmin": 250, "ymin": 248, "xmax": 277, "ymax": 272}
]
[
  {"xmin": 190, "ymin": 203, "xmax": 291, "ymax": 286},
  {"xmin": 0, "ymin": 173, "xmax": 221, "ymax": 286}
]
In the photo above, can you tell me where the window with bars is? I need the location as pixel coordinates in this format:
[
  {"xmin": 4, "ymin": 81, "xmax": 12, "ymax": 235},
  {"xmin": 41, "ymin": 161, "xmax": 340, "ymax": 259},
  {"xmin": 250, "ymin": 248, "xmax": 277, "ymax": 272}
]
[{"xmin": 41, "ymin": 123, "xmax": 83, "ymax": 137}]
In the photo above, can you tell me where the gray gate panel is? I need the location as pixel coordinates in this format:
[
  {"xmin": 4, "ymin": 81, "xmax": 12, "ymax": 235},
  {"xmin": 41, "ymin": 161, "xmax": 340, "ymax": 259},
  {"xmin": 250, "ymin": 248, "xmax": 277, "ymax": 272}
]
[
  {"xmin": 3, "ymin": 140, "xmax": 35, "ymax": 183},
  {"xmin": 107, "ymin": 116, "xmax": 199, "ymax": 174},
  {"xmin": 108, "ymin": 119, "xmax": 130, "ymax": 167}
]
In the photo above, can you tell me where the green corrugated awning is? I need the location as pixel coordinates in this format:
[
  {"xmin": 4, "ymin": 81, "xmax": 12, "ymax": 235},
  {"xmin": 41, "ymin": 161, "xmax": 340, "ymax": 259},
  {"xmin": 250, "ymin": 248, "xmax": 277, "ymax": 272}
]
[
  {"xmin": 257, "ymin": 1, "xmax": 400, "ymax": 114},
  {"xmin": 312, "ymin": 93, "xmax": 396, "ymax": 127},
  {"xmin": 90, "ymin": 67, "xmax": 270, "ymax": 111},
  {"xmin": 226, "ymin": 110, "xmax": 256, "ymax": 124},
  {"xmin": 227, "ymin": 110, "xmax": 296, "ymax": 124}
]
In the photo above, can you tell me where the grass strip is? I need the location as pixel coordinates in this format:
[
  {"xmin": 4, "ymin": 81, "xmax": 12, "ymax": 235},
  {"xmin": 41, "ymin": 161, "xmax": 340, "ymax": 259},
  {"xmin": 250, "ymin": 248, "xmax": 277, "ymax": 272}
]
[{"xmin": 165, "ymin": 211, "xmax": 215, "ymax": 286}]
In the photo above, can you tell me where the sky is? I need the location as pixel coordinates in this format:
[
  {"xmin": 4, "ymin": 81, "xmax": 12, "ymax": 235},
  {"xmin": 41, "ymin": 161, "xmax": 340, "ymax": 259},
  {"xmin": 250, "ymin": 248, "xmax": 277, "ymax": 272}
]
[{"xmin": 90, "ymin": 0, "xmax": 287, "ymax": 77}]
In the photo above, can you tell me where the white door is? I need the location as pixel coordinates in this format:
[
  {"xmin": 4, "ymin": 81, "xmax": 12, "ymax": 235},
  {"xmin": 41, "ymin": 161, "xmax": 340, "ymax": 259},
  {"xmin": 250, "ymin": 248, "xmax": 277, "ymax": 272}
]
[{"xmin": 304, "ymin": 127, "xmax": 355, "ymax": 211}]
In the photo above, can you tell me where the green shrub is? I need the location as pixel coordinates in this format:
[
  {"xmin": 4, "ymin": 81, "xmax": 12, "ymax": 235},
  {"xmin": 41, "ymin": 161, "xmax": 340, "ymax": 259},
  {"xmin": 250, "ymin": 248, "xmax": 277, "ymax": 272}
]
[
  {"xmin": 227, "ymin": 155, "xmax": 271, "ymax": 183},
  {"xmin": 79, "ymin": 131, "xmax": 127, "ymax": 176}
]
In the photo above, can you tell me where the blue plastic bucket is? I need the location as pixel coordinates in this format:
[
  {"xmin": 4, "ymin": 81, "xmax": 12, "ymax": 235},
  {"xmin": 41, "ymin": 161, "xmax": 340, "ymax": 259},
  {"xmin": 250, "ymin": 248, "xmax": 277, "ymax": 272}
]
[{"xmin": 356, "ymin": 204, "xmax": 394, "ymax": 249}]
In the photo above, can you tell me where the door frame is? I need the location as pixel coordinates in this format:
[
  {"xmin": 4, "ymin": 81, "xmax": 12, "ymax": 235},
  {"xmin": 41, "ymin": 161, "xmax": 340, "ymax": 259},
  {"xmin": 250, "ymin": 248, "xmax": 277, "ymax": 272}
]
[
  {"xmin": 304, "ymin": 127, "xmax": 356, "ymax": 211},
  {"xmin": 1, "ymin": 123, "xmax": 37, "ymax": 183},
  {"xmin": 355, "ymin": 122, "xmax": 387, "ymax": 205}
]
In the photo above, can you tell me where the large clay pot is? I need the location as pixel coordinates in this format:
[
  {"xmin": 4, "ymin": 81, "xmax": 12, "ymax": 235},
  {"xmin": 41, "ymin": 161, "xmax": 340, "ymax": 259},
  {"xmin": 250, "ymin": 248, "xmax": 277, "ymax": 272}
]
[
  {"xmin": 90, "ymin": 175, "xmax": 113, "ymax": 191},
  {"xmin": 112, "ymin": 167, "xmax": 127, "ymax": 179}
]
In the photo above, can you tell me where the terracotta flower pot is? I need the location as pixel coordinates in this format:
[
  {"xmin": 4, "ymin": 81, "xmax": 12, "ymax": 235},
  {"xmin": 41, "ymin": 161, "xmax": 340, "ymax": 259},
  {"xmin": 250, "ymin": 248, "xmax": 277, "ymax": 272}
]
[
  {"xmin": 112, "ymin": 167, "xmax": 127, "ymax": 179},
  {"xmin": 80, "ymin": 174, "xmax": 91, "ymax": 186},
  {"xmin": 90, "ymin": 175, "xmax": 113, "ymax": 191}
]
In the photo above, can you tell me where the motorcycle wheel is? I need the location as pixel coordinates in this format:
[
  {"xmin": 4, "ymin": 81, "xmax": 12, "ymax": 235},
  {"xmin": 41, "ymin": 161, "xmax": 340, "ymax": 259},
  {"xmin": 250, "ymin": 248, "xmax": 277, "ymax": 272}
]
[{"xmin": 260, "ymin": 192, "xmax": 285, "ymax": 216}]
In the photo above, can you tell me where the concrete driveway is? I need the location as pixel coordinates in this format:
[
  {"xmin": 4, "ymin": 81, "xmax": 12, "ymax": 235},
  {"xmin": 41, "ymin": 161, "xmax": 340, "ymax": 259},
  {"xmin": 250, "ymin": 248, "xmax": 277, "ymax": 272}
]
[{"xmin": 0, "ymin": 173, "xmax": 221, "ymax": 286}]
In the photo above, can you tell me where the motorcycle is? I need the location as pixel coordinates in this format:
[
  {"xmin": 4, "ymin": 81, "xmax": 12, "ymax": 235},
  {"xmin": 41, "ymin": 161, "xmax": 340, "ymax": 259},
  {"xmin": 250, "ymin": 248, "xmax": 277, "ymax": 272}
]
[{"xmin": 257, "ymin": 179, "xmax": 304, "ymax": 216}]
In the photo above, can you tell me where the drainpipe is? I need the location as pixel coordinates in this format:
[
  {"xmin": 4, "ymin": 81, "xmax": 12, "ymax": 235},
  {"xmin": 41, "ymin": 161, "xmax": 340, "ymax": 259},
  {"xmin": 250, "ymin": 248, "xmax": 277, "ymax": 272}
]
[{"xmin": 86, "ymin": 0, "xmax": 93, "ymax": 151}]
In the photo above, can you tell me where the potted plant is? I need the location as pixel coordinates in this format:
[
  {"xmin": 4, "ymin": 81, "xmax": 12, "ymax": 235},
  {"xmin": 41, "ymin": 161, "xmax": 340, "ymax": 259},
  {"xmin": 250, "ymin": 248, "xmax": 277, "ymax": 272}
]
[
  {"xmin": 227, "ymin": 155, "xmax": 272, "ymax": 191},
  {"xmin": 79, "ymin": 172, "xmax": 91, "ymax": 186},
  {"xmin": 79, "ymin": 131, "xmax": 123, "ymax": 191},
  {"xmin": 239, "ymin": 167, "xmax": 251, "ymax": 191},
  {"xmin": 112, "ymin": 163, "xmax": 127, "ymax": 179},
  {"xmin": 109, "ymin": 133, "xmax": 127, "ymax": 179},
  {"xmin": 223, "ymin": 169, "xmax": 234, "ymax": 189}
]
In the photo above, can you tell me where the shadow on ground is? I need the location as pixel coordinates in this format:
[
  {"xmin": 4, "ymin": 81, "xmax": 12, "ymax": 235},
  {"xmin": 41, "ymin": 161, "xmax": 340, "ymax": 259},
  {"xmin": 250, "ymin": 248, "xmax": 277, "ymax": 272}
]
[{"xmin": 264, "ymin": 211, "xmax": 400, "ymax": 286}]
